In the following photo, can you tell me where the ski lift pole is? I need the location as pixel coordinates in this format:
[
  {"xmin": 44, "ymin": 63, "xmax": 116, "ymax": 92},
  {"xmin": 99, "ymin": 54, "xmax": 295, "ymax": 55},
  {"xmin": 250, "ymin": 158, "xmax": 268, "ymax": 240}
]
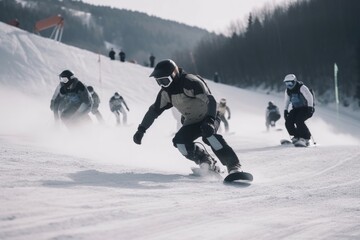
[
  {"xmin": 334, "ymin": 63, "xmax": 339, "ymax": 123},
  {"xmin": 98, "ymin": 52, "xmax": 102, "ymax": 84}
]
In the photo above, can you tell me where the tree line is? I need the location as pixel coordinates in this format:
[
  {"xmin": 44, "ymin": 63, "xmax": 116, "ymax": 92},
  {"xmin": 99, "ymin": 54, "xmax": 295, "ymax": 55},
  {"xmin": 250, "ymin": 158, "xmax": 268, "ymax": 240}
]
[{"xmin": 174, "ymin": 0, "xmax": 360, "ymax": 106}]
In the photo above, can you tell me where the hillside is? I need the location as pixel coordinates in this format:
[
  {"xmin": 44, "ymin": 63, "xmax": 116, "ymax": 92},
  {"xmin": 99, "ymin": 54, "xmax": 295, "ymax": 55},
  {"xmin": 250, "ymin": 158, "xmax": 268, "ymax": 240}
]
[
  {"xmin": 0, "ymin": 0, "xmax": 212, "ymax": 64},
  {"xmin": 0, "ymin": 22, "xmax": 360, "ymax": 240}
]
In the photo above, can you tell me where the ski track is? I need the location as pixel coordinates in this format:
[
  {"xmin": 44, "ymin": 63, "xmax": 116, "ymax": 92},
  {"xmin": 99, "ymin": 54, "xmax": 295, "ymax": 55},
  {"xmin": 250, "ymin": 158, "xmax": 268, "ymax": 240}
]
[{"xmin": 1, "ymin": 136, "xmax": 360, "ymax": 240}]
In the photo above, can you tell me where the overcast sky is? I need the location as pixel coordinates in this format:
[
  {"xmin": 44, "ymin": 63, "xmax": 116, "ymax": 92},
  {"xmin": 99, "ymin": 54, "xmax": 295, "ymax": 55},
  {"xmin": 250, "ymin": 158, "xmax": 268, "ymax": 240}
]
[{"xmin": 81, "ymin": 0, "xmax": 297, "ymax": 33}]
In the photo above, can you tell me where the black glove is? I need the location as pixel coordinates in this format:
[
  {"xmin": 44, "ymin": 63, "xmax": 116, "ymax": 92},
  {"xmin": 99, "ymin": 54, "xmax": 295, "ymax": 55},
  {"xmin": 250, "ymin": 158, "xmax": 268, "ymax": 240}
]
[
  {"xmin": 201, "ymin": 116, "xmax": 216, "ymax": 138},
  {"xmin": 227, "ymin": 116, "xmax": 231, "ymax": 120},
  {"xmin": 307, "ymin": 107, "xmax": 314, "ymax": 117},
  {"xmin": 133, "ymin": 126, "xmax": 146, "ymax": 145},
  {"xmin": 284, "ymin": 110, "xmax": 289, "ymax": 120},
  {"xmin": 127, "ymin": 107, "xmax": 130, "ymax": 111}
]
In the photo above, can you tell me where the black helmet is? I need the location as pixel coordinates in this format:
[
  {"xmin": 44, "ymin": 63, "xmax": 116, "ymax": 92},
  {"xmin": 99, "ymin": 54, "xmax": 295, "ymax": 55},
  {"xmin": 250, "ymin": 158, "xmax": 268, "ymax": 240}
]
[
  {"xmin": 59, "ymin": 70, "xmax": 74, "ymax": 78},
  {"xmin": 149, "ymin": 59, "xmax": 178, "ymax": 78},
  {"xmin": 268, "ymin": 101, "xmax": 274, "ymax": 106},
  {"xmin": 87, "ymin": 86, "xmax": 94, "ymax": 92},
  {"xmin": 59, "ymin": 70, "xmax": 75, "ymax": 84}
]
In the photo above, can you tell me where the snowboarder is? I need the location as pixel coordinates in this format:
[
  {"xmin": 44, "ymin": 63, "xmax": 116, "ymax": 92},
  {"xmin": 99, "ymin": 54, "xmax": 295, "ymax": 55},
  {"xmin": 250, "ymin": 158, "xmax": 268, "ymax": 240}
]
[
  {"xmin": 51, "ymin": 70, "xmax": 93, "ymax": 127},
  {"xmin": 109, "ymin": 92, "xmax": 129, "ymax": 125},
  {"xmin": 283, "ymin": 74, "xmax": 315, "ymax": 146},
  {"xmin": 87, "ymin": 86, "xmax": 104, "ymax": 123},
  {"xmin": 217, "ymin": 98, "xmax": 231, "ymax": 133},
  {"xmin": 265, "ymin": 101, "xmax": 281, "ymax": 131},
  {"xmin": 132, "ymin": 59, "xmax": 243, "ymax": 175}
]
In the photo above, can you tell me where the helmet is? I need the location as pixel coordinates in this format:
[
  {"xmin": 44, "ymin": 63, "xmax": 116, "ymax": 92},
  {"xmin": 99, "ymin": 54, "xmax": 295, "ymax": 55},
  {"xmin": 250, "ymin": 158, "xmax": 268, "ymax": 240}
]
[
  {"xmin": 114, "ymin": 92, "xmax": 120, "ymax": 98},
  {"xmin": 220, "ymin": 98, "xmax": 226, "ymax": 104},
  {"xmin": 283, "ymin": 74, "xmax": 297, "ymax": 89},
  {"xmin": 268, "ymin": 101, "xmax": 274, "ymax": 106},
  {"xmin": 149, "ymin": 59, "xmax": 178, "ymax": 78},
  {"xmin": 59, "ymin": 70, "xmax": 75, "ymax": 84},
  {"xmin": 283, "ymin": 74, "xmax": 297, "ymax": 82},
  {"xmin": 87, "ymin": 86, "xmax": 94, "ymax": 92}
]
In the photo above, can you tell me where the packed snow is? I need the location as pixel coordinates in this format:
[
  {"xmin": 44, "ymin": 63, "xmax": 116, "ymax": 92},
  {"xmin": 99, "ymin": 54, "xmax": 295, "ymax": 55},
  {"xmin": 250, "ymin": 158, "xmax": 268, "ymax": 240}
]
[{"xmin": 0, "ymin": 22, "xmax": 359, "ymax": 240}]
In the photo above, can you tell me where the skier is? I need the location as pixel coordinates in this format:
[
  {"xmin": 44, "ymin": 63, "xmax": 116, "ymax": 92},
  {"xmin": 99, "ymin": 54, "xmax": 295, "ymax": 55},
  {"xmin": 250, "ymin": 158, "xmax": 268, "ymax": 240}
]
[
  {"xmin": 132, "ymin": 59, "xmax": 243, "ymax": 174},
  {"xmin": 109, "ymin": 92, "xmax": 130, "ymax": 125},
  {"xmin": 87, "ymin": 86, "xmax": 104, "ymax": 123},
  {"xmin": 108, "ymin": 48, "xmax": 115, "ymax": 60},
  {"xmin": 51, "ymin": 70, "xmax": 93, "ymax": 127},
  {"xmin": 265, "ymin": 101, "xmax": 281, "ymax": 131},
  {"xmin": 283, "ymin": 74, "xmax": 314, "ymax": 146},
  {"xmin": 149, "ymin": 54, "xmax": 156, "ymax": 68},
  {"xmin": 217, "ymin": 98, "xmax": 231, "ymax": 133},
  {"xmin": 119, "ymin": 50, "xmax": 126, "ymax": 62}
]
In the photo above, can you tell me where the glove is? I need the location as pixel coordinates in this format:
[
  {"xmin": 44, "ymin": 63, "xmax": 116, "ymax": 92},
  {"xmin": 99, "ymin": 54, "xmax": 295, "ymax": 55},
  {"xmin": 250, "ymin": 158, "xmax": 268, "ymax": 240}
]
[
  {"xmin": 284, "ymin": 110, "xmax": 289, "ymax": 120},
  {"xmin": 227, "ymin": 116, "xmax": 231, "ymax": 120},
  {"xmin": 201, "ymin": 116, "xmax": 216, "ymax": 138},
  {"xmin": 127, "ymin": 107, "xmax": 130, "ymax": 111},
  {"xmin": 133, "ymin": 126, "xmax": 146, "ymax": 145}
]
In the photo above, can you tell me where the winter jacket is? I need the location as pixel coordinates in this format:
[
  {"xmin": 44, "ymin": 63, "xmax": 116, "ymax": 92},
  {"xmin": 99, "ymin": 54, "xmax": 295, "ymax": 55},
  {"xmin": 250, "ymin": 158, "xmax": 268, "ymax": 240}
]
[
  {"xmin": 91, "ymin": 91, "xmax": 101, "ymax": 110},
  {"xmin": 109, "ymin": 96, "xmax": 129, "ymax": 112},
  {"xmin": 266, "ymin": 105, "xmax": 280, "ymax": 119},
  {"xmin": 53, "ymin": 78, "xmax": 93, "ymax": 119},
  {"xmin": 217, "ymin": 103, "xmax": 231, "ymax": 119},
  {"xmin": 284, "ymin": 82, "xmax": 313, "ymax": 110},
  {"xmin": 138, "ymin": 69, "xmax": 217, "ymax": 130}
]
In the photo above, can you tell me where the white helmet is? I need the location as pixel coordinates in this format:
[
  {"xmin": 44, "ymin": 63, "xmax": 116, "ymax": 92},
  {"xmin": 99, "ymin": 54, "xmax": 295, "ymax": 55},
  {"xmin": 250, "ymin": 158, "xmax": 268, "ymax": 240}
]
[{"xmin": 283, "ymin": 74, "xmax": 297, "ymax": 89}]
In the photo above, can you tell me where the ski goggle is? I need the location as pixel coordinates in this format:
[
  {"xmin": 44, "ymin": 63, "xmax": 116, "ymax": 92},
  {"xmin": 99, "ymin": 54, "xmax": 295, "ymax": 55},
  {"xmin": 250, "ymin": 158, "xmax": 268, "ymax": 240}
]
[
  {"xmin": 284, "ymin": 81, "xmax": 295, "ymax": 88},
  {"xmin": 156, "ymin": 76, "xmax": 173, "ymax": 87},
  {"xmin": 59, "ymin": 76, "xmax": 69, "ymax": 83}
]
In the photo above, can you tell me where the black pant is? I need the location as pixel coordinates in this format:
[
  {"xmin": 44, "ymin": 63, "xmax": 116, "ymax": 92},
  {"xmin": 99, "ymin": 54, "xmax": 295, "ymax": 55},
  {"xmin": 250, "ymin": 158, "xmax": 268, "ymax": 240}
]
[
  {"xmin": 285, "ymin": 107, "xmax": 312, "ymax": 139},
  {"xmin": 172, "ymin": 117, "xmax": 240, "ymax": 168}
]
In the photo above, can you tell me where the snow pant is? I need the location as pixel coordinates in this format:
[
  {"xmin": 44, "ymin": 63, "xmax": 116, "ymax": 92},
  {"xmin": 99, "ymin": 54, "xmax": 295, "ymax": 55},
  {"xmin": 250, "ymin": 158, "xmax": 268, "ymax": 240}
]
[
  {"xmin": 219, "ymin": 115, "xmax": 229, "ymax": 132},
  {"xmin": 266, "ymin": 112, "xmax": 281, "ymax": 129},
  {"xmin": 60, "ymin": 105, "xmax": 92, "ymax": 128},
  {"xmin": 172, "ymin": 117, "xmax": 241, "ymax": 169},
  {"xmin": 61, "ymin": 114, "xmax": 92, "ymax": 128},
  {"xmin": 285, "ymin": 107, "xmax": 312, "ymax": 140},
  {"xmin": 91, "ymin": 108, "xmax": 104, "ymax": 123},
  {"xmin": 112, "ymin": 108, "xmax": 127, "ymax": 125}
]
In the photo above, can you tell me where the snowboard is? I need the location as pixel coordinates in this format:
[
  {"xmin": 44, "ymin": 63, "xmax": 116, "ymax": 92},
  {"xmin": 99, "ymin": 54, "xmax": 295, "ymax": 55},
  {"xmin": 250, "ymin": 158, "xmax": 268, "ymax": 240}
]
[
  {"xmin": 280, "ymin": 139, "xmax": 308, "ymax": 147},
  {"xmin": 223, "ymin": 171, "xmax": 253, "ymax": 183}
]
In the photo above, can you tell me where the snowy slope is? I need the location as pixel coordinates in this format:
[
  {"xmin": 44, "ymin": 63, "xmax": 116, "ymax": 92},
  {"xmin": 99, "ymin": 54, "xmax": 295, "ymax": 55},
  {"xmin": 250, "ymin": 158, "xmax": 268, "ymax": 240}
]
[{"xmin": 0, "ymin": 22, "xmax": 360, "ymax": 240}]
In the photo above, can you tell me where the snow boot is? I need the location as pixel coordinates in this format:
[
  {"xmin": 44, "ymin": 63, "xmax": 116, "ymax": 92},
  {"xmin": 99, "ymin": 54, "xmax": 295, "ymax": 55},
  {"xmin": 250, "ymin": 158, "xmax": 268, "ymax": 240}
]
[
  {"xmin": 227, "ymin": 163, "xmax": 242, "ymax": 174},
  {"xmin": 199, "ymin": 155, "xmax": 222, "ymax": 173}
]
